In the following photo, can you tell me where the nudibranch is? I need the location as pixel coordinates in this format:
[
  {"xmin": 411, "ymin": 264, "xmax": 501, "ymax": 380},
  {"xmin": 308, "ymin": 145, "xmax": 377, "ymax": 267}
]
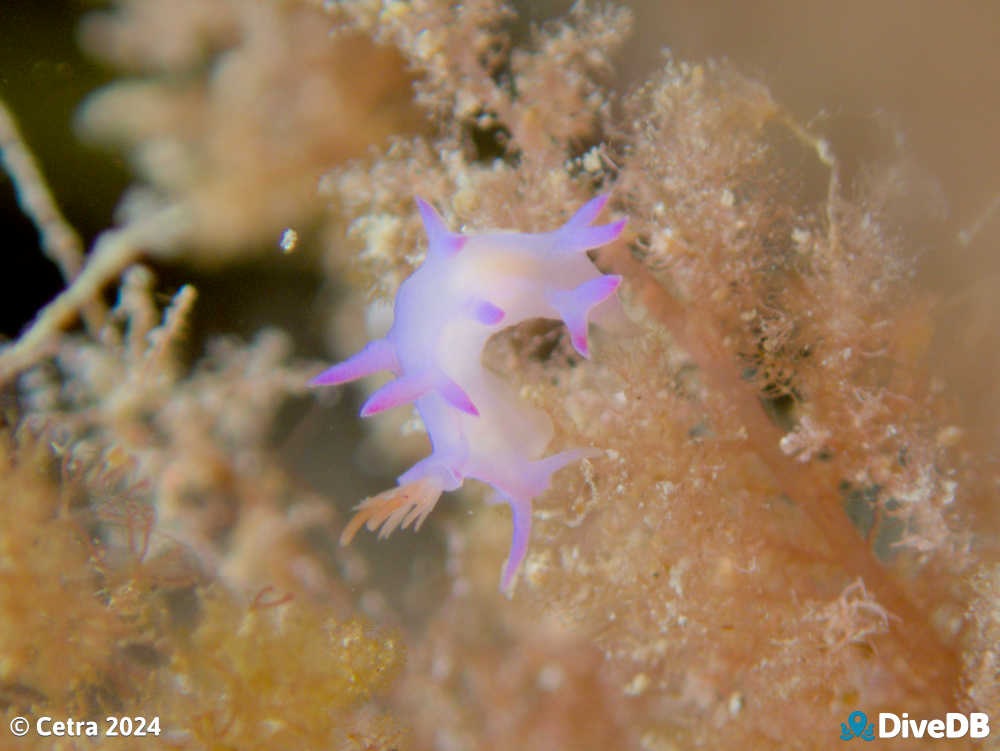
[{"xmin": 312, "ymin": 195, "xmax": 626, "ymax": 593}]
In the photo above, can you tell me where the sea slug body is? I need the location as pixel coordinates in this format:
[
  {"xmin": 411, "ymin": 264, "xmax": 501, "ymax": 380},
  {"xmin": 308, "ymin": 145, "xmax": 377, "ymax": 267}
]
[{"xmin": 313, "ymin": 196, "xmax": 626, "ymax": 593}]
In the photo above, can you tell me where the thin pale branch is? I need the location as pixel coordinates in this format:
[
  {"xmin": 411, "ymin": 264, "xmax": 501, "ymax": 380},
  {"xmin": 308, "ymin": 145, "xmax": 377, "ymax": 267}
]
[
  {"xmin": 0, "ymin": 204, "xmax": 190, "ymax": 384},
  {"xmin": 0, "ymin": 99, "xmax": 105, "ymax": 334}
]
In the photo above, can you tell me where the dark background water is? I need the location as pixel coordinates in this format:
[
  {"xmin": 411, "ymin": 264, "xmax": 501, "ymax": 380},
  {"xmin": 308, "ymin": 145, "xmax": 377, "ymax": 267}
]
[{"xmin": 1, "ymin": 0, "xmax": 997, "ymax": 349}]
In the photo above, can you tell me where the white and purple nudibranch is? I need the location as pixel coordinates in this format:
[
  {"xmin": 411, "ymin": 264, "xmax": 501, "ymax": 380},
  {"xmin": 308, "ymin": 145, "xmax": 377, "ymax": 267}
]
[{"xmin": 312, "ymin": 195, "xmax": 626, "ymax": 593}]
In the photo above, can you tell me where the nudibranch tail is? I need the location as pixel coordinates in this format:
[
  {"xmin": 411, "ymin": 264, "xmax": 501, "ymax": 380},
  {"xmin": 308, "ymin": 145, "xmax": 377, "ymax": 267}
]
[
  {"xmin": 495, "ymin": 448, "xmax": 599, "ymax": 594},
  {"xmin": 310, "ymin": 338, "xmax": 397, "ymax": 386},
  {"xmin": 501, "ymin": 497, "xmax": 532, "ymax": 595}
]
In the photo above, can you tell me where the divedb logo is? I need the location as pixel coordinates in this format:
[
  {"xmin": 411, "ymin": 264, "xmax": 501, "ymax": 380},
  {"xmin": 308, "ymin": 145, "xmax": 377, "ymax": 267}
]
[{"xmin": 841, "ymin": 710, "xmax": 990, "ymax": 741}]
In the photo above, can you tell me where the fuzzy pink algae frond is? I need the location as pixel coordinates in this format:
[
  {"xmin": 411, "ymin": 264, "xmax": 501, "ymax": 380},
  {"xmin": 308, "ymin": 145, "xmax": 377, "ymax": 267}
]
[{"xmin": 313, "ymin": 196, "xmax": 626, "ymax": 592}]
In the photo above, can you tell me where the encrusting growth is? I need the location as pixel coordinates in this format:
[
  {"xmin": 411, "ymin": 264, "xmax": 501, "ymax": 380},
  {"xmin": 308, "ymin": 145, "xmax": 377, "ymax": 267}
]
[{"xmin": 313, "ymin": 195, "xmax": 625, "ymax": 592}]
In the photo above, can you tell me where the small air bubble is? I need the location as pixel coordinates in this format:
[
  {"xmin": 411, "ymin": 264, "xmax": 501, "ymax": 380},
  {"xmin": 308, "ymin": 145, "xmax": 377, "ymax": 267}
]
[{"xmin": 279, "ymin": 228, "xmax": 298, "ymax": 253}]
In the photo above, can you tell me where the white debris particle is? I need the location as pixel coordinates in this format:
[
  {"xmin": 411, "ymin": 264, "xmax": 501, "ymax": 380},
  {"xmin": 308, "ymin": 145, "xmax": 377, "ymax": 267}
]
[
  {"xmin": 582, "ymin": 146, "xmax": 603, "ymax": 173},
  {"xmin": 791, "ymin": 227, "xmax": 810, "ymax": 248},
  {"xmin": 380, "ymin": 0, "xmax": 410, "ymax": 21},
  {"xmin": 537, "ymin": 663, "xmax": 565, "ymax": 692},
  {"xmin": 352, "ymin": 213, "xmax": 403, "ymax": 262},
  {"xmin": 779, "ymin": 416, "xmax": 831, "ymax": 463},
  {"xmin": 624, "ymin": 672, "xmax": 650, "ymax": 696},
  {"xmin": 669, "ymin": 557, "xmax": 690, "ymax": 597},
  {"xmin": 524, "ymin": 550, "xmax": 551, "ymax": 585},
  {"xmin": 640, "ymin": 731, "xmax": 680, "ymax": 751},
  {"xmin": 816, "ymin": 138, "xmax": 834, "ymax": 165},
  {"xmin": 941, "ymin": 480, "xmax": 958, "ymax": 506},
  {"xmin": 936, "ymin": 425, "xmax": 963, "ymax": 447},
  {"xmin": 400, "ymin": 414, "xmax": 426, "ymax": 436},
  {"xmin": 431, "ymin": 652, "xmax": 452, "ymax": 681},
  {"xmin": 728, "ymin": 691, "xmax": 744, "ymax": 715}
]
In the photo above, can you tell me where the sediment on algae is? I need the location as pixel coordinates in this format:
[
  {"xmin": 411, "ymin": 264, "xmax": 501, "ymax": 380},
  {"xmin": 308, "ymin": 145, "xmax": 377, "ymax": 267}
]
[{"xmin": 1, "ymin": 1, "xmax": 997, "ymax": 749}]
